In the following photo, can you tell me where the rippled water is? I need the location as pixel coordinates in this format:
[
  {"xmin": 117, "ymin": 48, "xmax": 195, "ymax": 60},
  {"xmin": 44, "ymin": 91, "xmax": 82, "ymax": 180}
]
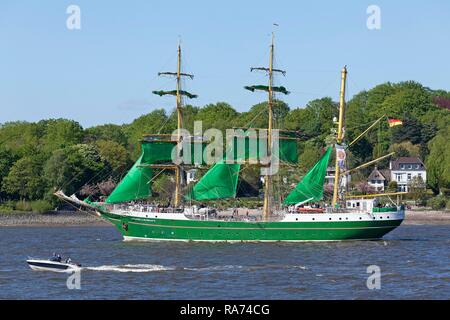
[{"xmin": 0, "ymin": 224, "xmax": 448, "ymax": 299}]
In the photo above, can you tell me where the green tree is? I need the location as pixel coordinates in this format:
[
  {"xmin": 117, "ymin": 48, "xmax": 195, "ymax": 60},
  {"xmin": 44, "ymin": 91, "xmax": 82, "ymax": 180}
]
[
  {"xmin": 195, "ymin": 102, "xmax": 238, "ymax": 131},
  {"xmin": 95, "ymin": 140, "xmax": 130, "ymax": 172},
  {"xmin": 39, "ymin": 119, "xmax": 84, "ymax": 154},
  {"xmin": 426, "ymin": 127, "xmax": 450, "ymax": 195},
  {"xmin": 237, "ymin": 100, "xmax": 289, "ymax": 129},
  {"xmin": 44, "ymin": 144, "xmax": 107, "ymax": 196},
  {"xmin": 122, "ymin": 109, "xmax": 174, "ymax": 159},
  {"xmin": 0, "ymin": 121, "xmax": 42, "ymax": 157},
  {"xmin": 84, "ymin": 124, "xmax": 128, "ymax": 146},
  {"xmin": 298, "ymin": 143, "xmax": 323, "ymax": 171},
  {"xmin": 388, "ymin": 141, "xmax": 420, "ymax": 157},
  {"xmin": 285, "ymin": 97, "xmax": 337, "ymax": 142},
  {"xmin": 2, "ymin": 156, "xmax": 46, "ymax": 200},
  {"xmin": 0, "ymin": 149, "xmax": 17, "ymax": 193},
  {"xmin": 408, "ymin": 176, "xmax": 427, "ymax": 206}
]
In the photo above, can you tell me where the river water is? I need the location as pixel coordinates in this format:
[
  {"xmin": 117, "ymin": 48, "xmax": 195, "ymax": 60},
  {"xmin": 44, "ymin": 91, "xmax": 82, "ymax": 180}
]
[{"xmin": 0, "ymin": 224, "xmax": 448, "ymax": 299}]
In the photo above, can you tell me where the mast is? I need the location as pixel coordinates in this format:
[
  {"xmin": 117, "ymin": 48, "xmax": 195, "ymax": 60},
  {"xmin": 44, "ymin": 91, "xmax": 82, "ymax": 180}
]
[
  {"xmin": 263, "ymin": 33, "xmax": 275, "ymax": 221},
  {"xmin": 332, "ymin": 66, "xmax": 347, "ymax": 207},
  {"xmin": 175, "ymin": 44, "xmax": 182, "ymax": 207},
  {"xmin": 245, "ymin": 32, "xmax": 288, "ymax": 221},
  {"xmin": 153, "ymin": 42, "xmax": 196, "ymax": 207}
]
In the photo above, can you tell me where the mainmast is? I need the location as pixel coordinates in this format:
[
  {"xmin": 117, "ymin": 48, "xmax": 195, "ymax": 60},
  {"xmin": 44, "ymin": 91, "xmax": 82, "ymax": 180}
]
[
  {"xmin": 245, "ymin": 32, "xmax": 288, "ymax": 221},
  {"xmin": 153, "ymin": 42, "xmax": 196, "ymax": 207},
  {"xmin": 332, "ymin": 66, "xmax": 348, "ymax": 208},
  {"xmin": 263, "ymin": 33, "xmax": 275, "ymax": 221}
]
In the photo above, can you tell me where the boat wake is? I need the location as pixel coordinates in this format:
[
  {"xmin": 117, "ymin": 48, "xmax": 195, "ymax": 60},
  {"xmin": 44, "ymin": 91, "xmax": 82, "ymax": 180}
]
[
  {"xmin": 84, "ymin": 264, "xmax": 175, "ymax": 273},
  {"xmin": 183, "ymin": 264, "xmax": 308, "ymax": 272}
]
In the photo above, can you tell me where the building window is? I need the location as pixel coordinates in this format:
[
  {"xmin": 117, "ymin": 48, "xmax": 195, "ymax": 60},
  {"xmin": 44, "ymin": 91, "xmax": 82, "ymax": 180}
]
[
  {"xmin": 407, "ymin": 173, "xmax": 411, "ymax": 181},
  {"xmin": 401, "ymin": 165, "xmax": 405, "ymax": 170},
  {"xmin": 418, "ymin": 173, "xmax": 422, "ymax": 178},
  {"xmin": 408, "ymin": 164, "xmax": 412, "ymax": 169},
  {"xmin": 397, "ymin": 174, "xmax": 401, "ymax": 182}
]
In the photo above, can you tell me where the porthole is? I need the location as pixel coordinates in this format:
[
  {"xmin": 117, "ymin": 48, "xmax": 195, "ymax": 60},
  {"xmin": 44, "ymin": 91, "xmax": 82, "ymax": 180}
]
[
  {"xmin": 346, "ymin": 217, "xmax": 348, "ymax": 220},
  {"xmin": 312, "ymin": 218, "xmax": 315, "ymax": 221},
  {"xmin": 380, "ymin": 216, "xmax": 383, "ymax": 219},
  {"xmin": 359, "ymin": 217, "xmax": 362, "ymax": 220},
  {"xmin": 387, "ymin": 216, "xmax": 390, "ymax": 219},
  {"xmin": 339, "ymin": 218, "xmax": 342, "ymax": 220},
  {"xmin": 329, "ymin": 218, "xmax": 332, "ymax": 221},
  {"xmin": 296, "ymin": 218, "xmax": 298, "ymax": 221},
  {"xmin": 373, "ymin": 217, "xmax": 376, "ymax": 220}
]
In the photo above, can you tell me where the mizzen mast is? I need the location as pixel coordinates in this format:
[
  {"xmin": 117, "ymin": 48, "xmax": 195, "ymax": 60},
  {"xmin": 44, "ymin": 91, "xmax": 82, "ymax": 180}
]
[{"xmin": 153, "ymin": 42, "xmax": 197, "ymax": 207}]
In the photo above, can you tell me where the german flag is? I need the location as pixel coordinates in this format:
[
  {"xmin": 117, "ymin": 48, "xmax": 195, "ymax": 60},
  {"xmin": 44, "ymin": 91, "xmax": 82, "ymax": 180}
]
[{"xmin": 388, "ymin": 118, "xmax": 403, "ymax": 127}]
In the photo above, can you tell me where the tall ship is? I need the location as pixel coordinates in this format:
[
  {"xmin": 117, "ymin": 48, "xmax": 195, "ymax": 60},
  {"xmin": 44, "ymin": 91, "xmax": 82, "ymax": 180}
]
[{"xmin": 57, "ymin": 35, "xmax": 405, "ymax": 241}]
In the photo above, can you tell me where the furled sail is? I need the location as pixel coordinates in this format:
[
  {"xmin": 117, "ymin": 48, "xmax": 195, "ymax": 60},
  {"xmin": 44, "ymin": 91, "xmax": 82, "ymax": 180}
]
[
  {"xmin": 283, "ymin": 147, "xmax": 332, "ymax": 205},
  {"xmin": 105, "ymin": 153, "xmax": 153, "ymax": 203},
  {"xmin": 186, "ymin": 161, "xmax": 240, "ymax": 201}
]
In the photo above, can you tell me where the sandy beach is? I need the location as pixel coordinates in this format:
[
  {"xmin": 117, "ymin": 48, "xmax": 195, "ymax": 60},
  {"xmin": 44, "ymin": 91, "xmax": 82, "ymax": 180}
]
[{"xmin": 0, "ymin": 209, "xmax": 449, "ymax": 227}]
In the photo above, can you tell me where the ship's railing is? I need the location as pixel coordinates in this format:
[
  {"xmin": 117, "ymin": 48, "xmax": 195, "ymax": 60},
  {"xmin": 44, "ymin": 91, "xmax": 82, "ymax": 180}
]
[{"xmin": 107, "ymin": 203, "xmax": 185, "ymax": 214}]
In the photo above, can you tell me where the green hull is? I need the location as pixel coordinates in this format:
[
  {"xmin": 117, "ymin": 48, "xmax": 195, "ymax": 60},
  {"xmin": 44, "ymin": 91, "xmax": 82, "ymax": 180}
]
[{"xmin": 100, "ymin": 212, "xmax": 403, "ymax": 242}]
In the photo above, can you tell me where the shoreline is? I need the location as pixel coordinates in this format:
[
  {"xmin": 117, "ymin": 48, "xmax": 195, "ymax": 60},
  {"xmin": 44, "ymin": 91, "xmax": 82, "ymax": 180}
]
[
  {"xmin": 0, "ymin": 209, "xmax": 449, "ymax": 227},
  {"xmin": 0, "ymin": 211, "xmax": 110, "ymax": 227}
]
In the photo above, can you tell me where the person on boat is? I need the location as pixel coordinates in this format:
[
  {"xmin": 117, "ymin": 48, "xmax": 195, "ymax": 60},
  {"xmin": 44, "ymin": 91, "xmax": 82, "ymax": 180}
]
[{"xmin": 51, "ymin": 253, "xmax": 62, "ymax": 262}]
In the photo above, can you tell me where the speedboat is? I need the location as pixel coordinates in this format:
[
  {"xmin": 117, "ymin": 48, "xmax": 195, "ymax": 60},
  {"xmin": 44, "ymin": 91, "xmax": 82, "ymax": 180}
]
[{"xmin": 26, "ymin": 258, "xmax": 81, "ymax": 272}]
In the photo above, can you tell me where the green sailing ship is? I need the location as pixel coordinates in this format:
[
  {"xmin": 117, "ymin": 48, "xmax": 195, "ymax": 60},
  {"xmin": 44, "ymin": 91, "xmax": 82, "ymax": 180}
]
[{"xmin": 56, "ymin": 35, "xmax": 406, "ymax": 242}]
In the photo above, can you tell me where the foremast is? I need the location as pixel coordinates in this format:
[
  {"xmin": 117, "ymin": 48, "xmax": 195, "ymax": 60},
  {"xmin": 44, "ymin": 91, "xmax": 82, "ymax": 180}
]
[{"xmin": 153, "ymin": 42, "xmax": 196, "ymax": 207}]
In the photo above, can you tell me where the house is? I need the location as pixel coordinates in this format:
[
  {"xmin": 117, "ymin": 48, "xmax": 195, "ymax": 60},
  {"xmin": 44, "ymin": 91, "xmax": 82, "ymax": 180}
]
[
  {"xmin": 389, "ymin": 157, "xmax": 426, "ymax": 192},
  {"xmin": 367, "ymin": 166, "xmax": 390, "ymax": 191},
  {"xmin": 325, "ymin": 167, "xmax": 351, "ymax": 187}
]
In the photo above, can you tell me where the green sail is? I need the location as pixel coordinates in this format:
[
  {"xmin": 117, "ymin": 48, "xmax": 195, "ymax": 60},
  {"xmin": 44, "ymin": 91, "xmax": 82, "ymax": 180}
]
[
  {"xmin": 283, "ymin": 147, "xmax": 332, "ymax": 205},
  {"xmin": 105, "ymin": 153, "xmax": 153, "ymax": 203},
  {"xmin": 186, "ymin": 161, "xmax": 240, "ymax": 201}
]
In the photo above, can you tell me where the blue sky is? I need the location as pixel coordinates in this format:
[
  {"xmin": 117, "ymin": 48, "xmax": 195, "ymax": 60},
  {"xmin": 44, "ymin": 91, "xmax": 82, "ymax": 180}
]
[{"xmin": 1, "ymin": 0, "xmax": 449, "ymax": 127}]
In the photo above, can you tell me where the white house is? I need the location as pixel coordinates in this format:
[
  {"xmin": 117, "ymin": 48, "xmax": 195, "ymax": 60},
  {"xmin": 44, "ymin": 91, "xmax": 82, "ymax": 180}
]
[
  {"xmin": 367, "ymin": 166, "xmax": 388, "ymax": 191},
  {"xmin": 389, "ymin": 157, "xmax": 426, "ymax": 192},
  {"xmin": 325, "ymin": 167, "xmax": 351, "ymax": 188}
]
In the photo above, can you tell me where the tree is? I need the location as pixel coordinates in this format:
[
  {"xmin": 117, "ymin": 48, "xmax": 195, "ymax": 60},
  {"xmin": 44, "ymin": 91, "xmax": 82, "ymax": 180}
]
[
  {"xmin": 426, "ymin": 127, "xmax": 450, "ymax": 195},
  {"xmin": 0, "ymin": 121, "xmax": 42, "ymax": 157},
  {"xmin": 387, "ymin": 181, "xmax": 398, "ymax": 192},
  {"xmin": 298, "ymin": 143, "xmax": 323, "ymax": 171},
  {"xmin": 195, "ymin": 102, "xmax": 238, "ymax": 132},
  {"xmin": 44, "ymin": 144, "xmax": 107, "ymax": 196},
  {"xmin": 285, "ymin": 98, "xmax": 337, "ymax": 139},
  {"xmin": 122, "ymin": 109, "xmax": 174, "ymax": 159},
  {"xmin": 237, "ymin": 100, "xmax": 289, "ymax": 129},
  {"xmin": 0, "ymin": 149, "xmax": 17, "ymax": 194},
  {"xmin": 39, "ymin": 119, "xmax": 84, "ymax": 154},
  {"xmin": 84, "ymin": 124, "xmax": 128, "ymax": 146},
  {"xmin": 388, "ymin": 141, "xmax": 420, "ymax": 157},
  {"xmin": 1, "ymin": 156, "xmax": 46, "ymax": 200},
  {"xmin": 408, "ymin": 176, "xmax": 427, "ymax": 206},
  {"xmin": 95, "ymin": 140, "xmax": 130, "ymax": 172}
]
